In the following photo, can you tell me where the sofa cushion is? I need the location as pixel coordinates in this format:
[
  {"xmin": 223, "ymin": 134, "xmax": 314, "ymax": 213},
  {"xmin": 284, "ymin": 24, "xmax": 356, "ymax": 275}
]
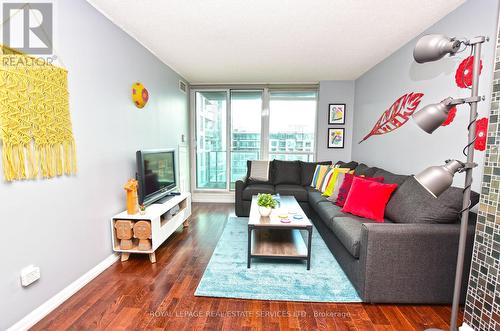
[
  {"xmin": 272, "ymin": 160, "xmax": 301, "ymax": 185},
  {"xmin": 385, "ymin": 176, "xmax": 480, "ymax": 224},
  {"xmin": 300, "ymin": 161, "xmax": 332, "ymax": 186},
  {"xmin": 242, "ymin": 184, "xmax": 275, "ymax": 200},
  {"xmin": 373, "ymin": 168, "xmax": 408, "ymax": 185},
  {"xmin": 335, "ymin": 160, "xmax": 359, "ymax": 170},
  {"xmin": 308, "ymin": 189, "xmax": 329, "ymax": 205},
  {"xmin": 275, "ymin": 184, "xmax": 308, "ymax": 202},
  {"xmin": 313, "ymin": 201, "xmax": 346, "ymax": 225},
  {"xmin": 354, "ymin": 163, "xmax": 380, "ymax": 177},
  {"xmin": 330, "ymin": 216, "xmax": 376, "ymax": 258}
]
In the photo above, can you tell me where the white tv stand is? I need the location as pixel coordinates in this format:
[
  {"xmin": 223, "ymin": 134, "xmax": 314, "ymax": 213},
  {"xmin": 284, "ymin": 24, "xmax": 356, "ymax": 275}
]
[{"xmin": 110, "ymin": 192, "xmax": 191, "ymax": 263}]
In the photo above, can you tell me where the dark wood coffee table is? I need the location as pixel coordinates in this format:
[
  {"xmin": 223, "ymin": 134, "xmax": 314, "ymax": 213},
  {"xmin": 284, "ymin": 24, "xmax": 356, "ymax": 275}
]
[{"xmin": 247, "ymin": 195, "xmax": 313, "ymax": 270}]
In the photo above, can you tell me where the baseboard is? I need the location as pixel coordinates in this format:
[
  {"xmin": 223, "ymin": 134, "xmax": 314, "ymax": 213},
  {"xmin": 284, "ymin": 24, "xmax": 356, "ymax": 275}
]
[
  {"xmin": 459, "ymin": 323, "xmax": 474, "ymax": 331},
  {"xmin": 192, "ymin": 192, "xmax": 235, "ymax": 203},
  {"xmin": 7, "ymin": 253, "xmax": 119, "ymax": 331}
]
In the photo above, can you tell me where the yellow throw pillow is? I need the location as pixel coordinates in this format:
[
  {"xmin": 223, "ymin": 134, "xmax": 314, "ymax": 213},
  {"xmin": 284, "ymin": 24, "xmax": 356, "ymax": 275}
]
[{"xmin": 323, "ymin": 168, "xmax": 352, "ymax": 196}]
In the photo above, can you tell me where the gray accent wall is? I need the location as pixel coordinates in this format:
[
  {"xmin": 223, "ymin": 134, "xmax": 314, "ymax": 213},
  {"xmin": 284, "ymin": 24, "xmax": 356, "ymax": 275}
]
[
  {"xmin": 0, "ymin": 1, "xmax": 189, "ymax": 329},
  {"xmin": 352, "ymin": 0, "xmax": 499, "ymax": 192},
  {"xmin": 316, "ymin": 80, "xmax": 355, "ymax": 162}
]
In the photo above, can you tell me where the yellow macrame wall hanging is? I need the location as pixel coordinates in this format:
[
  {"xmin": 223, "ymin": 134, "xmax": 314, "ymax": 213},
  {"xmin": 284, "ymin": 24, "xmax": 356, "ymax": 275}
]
[{"xmin": 0, "ymin": 45, "xmax": 77, "ymax": 181}]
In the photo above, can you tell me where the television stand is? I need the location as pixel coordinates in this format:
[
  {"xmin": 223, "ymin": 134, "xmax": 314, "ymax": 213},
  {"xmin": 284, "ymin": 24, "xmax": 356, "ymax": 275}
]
[
  {"xmin": 110, "ymin": 192, "xmax": 191, "ymax": 263},
  {"xmin": 156, "ymin": 194, "xmax": 173, "ymax": 204}
]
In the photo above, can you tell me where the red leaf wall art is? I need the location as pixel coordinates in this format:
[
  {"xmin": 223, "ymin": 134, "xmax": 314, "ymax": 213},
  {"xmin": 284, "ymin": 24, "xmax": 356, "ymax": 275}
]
[{"xmin": 359, "ymin": 92, "xmax": 424, "ymax": 143}]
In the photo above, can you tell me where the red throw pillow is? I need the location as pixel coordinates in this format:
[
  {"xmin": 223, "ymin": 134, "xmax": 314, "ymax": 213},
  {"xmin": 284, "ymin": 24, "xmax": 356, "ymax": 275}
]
[
  {"xmin": 341, "ymin": 177, "xmax": 398, "ymax": 222},
  {"xmin": 335, "ymin": 173, "xmax": 384, "ymax": 207}
]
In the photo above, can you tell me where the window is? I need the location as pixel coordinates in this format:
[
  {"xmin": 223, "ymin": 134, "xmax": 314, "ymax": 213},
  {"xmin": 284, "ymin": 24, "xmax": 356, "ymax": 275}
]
[
  {"xmin": 195, "ymin": 91, "xmax": 227, "ymax": 189},
  {"xmin": 230, "ymin": 91, "xmax": 262, "ymax": 189},
  {"xmin": 268, "ymin": 91, "xmax": 316, "ymax": 162},
  {"xmin": 193, "ymin": 88, "xmax": 317, "ymax": 191}
]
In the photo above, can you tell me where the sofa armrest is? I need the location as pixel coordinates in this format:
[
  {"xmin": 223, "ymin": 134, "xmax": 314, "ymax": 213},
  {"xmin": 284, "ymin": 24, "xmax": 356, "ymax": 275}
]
[
  {"xmin": 235, "ymin": 177, "xmax": 248, "ymax": 217},
  {"xmin": 358, "ymin": 222, "xmax": 474, "ymax": 303}
]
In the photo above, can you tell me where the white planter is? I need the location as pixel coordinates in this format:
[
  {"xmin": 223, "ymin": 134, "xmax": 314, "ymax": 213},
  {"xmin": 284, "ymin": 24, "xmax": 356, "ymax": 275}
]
[{"xmin": 258, "ymin": 206, "xmax": 272, "ymax": 217}]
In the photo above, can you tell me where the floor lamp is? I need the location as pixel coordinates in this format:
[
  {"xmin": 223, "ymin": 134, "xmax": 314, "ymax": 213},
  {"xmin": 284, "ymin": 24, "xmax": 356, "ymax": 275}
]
[{"xmin": 411, "ymin": 34, "xmax": 487, "ymax": 331}]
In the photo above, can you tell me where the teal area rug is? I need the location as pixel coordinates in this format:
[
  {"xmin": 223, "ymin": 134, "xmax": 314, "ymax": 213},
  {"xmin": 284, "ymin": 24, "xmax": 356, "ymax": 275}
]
[{"xmin": 195, "ymin": 217, "xmax": 361, "ymax": 302}]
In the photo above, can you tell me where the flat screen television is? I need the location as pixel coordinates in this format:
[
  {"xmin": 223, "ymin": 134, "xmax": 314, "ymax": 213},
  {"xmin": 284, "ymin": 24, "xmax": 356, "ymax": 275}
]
[{"xmin": 136, "ymin": 149, "xmax": 177, "ymax": 205}]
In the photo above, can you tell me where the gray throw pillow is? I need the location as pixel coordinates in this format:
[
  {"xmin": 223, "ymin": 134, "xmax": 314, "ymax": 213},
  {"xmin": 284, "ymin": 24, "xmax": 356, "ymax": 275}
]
[
  {"xmin": 373, "ymin": 169, "xmax": 408, "ymax": 185},
  {"xmin": 335, "ymin": 160, "xmax": 359, "ymax": 170},
  {"xmin": 354, "ymin": 163, "xmax": 380, "ymax": 177},
  {"xmin": 385, "ymin": 176, "xmax": 480, "ymax": 224}
]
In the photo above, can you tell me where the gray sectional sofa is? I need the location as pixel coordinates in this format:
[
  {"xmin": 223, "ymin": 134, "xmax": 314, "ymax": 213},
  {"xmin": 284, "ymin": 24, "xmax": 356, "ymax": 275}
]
[{"xmin": 235, "ymin": 160, "xmax": 478, "ymax": 303}]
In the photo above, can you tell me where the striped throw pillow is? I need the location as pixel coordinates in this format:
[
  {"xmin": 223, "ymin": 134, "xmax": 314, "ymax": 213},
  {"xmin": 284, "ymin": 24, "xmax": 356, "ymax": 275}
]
[
  {"xmin": 315, "ymin": 166, "xmax": 332, "ymax": 190},
  {"xmin": 311, "ymin": 164, "xmax": 329, "ymax": 188},
  {"xmin": 319, "ymin": 167, "xmax": 336, "ymax": 193},
  {"xmin": 323, "ymin": 168, "xmax": 352, "ymax": 196}
]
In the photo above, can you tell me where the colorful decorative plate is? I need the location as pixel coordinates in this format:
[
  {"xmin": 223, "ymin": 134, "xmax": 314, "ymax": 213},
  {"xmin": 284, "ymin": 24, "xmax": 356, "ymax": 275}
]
[{"xmin": 132, "ymin": 82, "xmax": 149, "ymax": 109}]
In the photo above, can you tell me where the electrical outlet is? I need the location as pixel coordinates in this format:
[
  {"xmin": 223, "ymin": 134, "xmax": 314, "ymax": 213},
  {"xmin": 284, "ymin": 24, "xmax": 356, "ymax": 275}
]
[{"xmin": 20, "ymin": 265, "xmax": 40, "ymax": 287}]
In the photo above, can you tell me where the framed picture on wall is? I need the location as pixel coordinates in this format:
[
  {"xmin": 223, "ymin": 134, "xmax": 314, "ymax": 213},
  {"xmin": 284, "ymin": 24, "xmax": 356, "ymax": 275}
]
[
  {"xmin": 328, "ymin": 103, "xmax": 346, "ymax": 125},
  {"xmin": 327, "ymin": 128, "xmax": 345, "ymax": 149}
]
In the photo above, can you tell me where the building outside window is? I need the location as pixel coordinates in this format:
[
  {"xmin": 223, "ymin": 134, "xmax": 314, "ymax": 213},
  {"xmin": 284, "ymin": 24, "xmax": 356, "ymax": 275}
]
[{"xmin": 193, "ymin": 88, "xmax": 317, "ymax": 191}]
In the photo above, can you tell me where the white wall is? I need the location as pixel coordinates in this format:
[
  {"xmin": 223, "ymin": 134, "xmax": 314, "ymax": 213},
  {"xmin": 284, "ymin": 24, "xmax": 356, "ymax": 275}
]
[
  {"xmin": 316, "ymin": 80, "xmax": 355, "ymax": 162},
  {"xmin": 352, "ymin": 0, "xmax": 499, "ymax": 191},
  {"xmin": 0, "ymin": 1, "xmax": 189, "ymax": 329}
]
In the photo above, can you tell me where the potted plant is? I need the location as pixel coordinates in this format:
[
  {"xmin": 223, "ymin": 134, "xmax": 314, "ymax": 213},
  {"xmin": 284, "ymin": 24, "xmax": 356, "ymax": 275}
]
[
  {"xmin": 256, "ymin": 193, "xmax": 277, "ymax": 217},
  {"xmin": 139, "ymin": 204, "xmax": 146, "ymax": 215}
]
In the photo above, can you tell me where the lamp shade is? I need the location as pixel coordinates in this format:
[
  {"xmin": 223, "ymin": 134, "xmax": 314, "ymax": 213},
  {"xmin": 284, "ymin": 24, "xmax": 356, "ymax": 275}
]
[
  {"xmin": 412, "ymin": 98, "xmax": 454, "ymax": 134},
  {"xmin": 413, "ymin": 34, "xmax": 461, "ymax": 63},
  {"xmin": 414, "ymin": 160, "xmax": 463, "ymax": 197}
]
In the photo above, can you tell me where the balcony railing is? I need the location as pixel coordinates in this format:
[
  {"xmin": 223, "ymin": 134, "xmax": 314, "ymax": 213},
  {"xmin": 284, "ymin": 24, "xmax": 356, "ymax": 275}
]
[{"xmin": 196, "ymin": 150, "xmax": 314, "ymax": 190}]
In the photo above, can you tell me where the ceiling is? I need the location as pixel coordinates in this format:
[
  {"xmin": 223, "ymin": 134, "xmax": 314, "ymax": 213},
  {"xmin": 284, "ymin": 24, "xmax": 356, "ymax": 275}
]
[{"xmin": 87, "ymin": 0, "xmax": 465, "ymax": 84}]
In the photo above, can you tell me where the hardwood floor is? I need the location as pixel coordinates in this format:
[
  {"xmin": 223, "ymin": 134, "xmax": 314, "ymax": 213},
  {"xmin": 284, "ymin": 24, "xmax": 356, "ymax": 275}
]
[{"xmin": 33, "ymin": 203, "xmax": 461, "ymax": 330}]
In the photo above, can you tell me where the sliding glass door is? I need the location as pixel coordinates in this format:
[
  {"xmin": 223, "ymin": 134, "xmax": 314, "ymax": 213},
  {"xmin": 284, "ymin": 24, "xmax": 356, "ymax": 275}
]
[
  {"xmin": 230, "ymin": 91, "xmax": 263, "ymax": 189},
  {"xmin": 195, "ymin": 91, "xmax": 227, "ymax": 189},
  {"xmin": 193, "ymin": 88, "xmax": 317, "ymax": 191}
]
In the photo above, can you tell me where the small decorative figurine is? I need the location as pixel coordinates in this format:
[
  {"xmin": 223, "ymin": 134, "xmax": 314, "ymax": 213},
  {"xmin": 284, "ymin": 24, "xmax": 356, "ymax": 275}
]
[
  {"xmin": 114, "ymin": 220, "xmax": 134, "ymax": 250},
  {"xmin": 139, "ymin": 204, "xmax": 146, "ymax": 215},
  {"xmin": 124, "ymin": 179, "xmax": 139, "ymax": 215},
  {"xmin": 134, "ymin": 221, "xmax": 152, "ymax": 251}
]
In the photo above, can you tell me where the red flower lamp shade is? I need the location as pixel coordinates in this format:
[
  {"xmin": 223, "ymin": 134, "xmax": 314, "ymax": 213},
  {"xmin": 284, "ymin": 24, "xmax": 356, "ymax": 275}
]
[
  {"xmin": 441, "ymin": 106, "xmax": 457, "ymax": 126},
  {"xmin": 455, "ymin": 56, "xmax": 483, "ymax": 89},
  {"xmin": 474, "ymin": 117, "xmax": 488, "ymax": 151}
]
